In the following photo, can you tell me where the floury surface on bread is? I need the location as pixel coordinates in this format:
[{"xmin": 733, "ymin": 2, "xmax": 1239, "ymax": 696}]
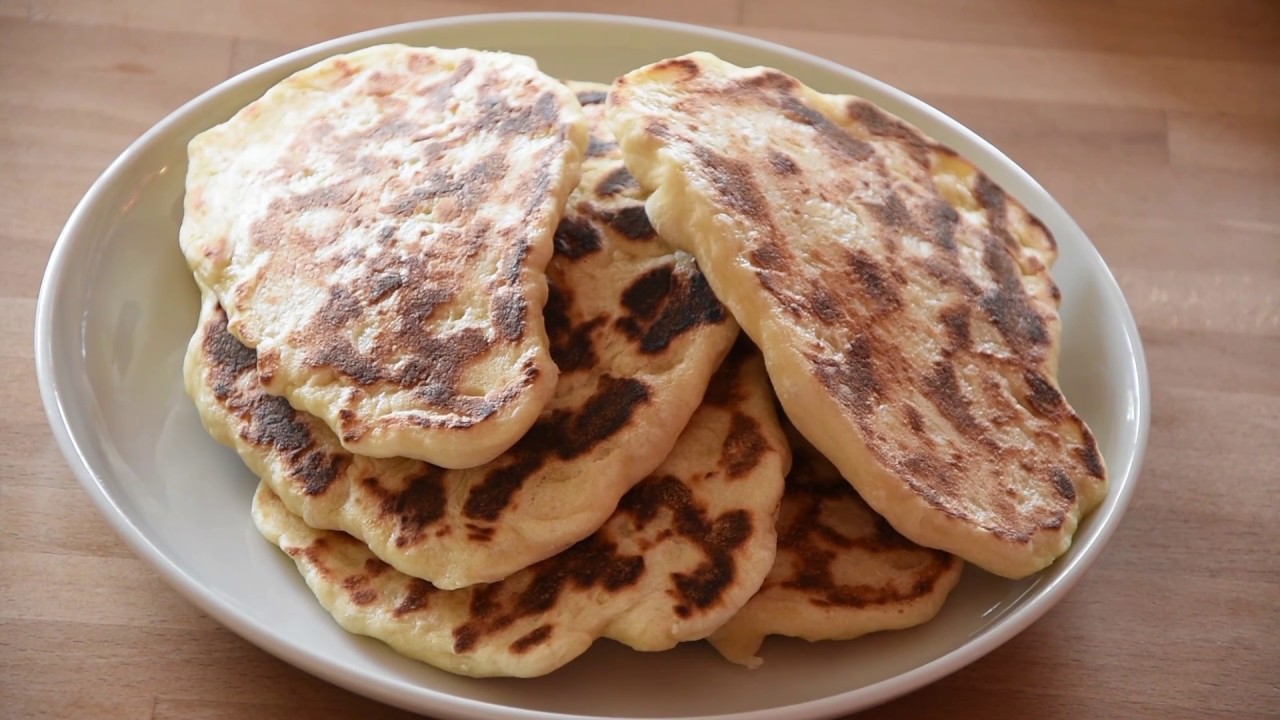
[
  {"xmin": 710, "ymin": 422, "xmax": 962, "ymax": 668},
  {"xmin": 184, "ymin": 82, "xmax": 740, "ymax": 589},
  {"xmin": 607, "ymin": 52, "xmax": 1107, "ymax": 579},
  {"xmin": 180, "ymin": 44, "xmax": 587, "ymax": 469},
  {"xmin": 251, "ymin": 338, "xmax": 789, "ymax": 678}
]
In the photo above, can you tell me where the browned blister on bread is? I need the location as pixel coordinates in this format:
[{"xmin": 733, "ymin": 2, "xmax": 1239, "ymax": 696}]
[
  {"xmin": 607, "ymin": 52, "xmax": 1107, "ymax": 578},
  {"xmin": 181, "ymin": 44, "xmax": 588, "ymax": 468},
  {"xmin": 251, "ymin": 337, "xmax": 789, "ymax": 677}
]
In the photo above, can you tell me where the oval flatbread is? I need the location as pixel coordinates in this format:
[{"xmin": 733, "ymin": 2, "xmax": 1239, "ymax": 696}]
[
  {"xmin": 251, "ymin": 338, "xmax": 789, "ymax": 678},
  {"xmin": 607, "ymin": 52, "xmax": 1107, "ymax": 578},
  {"xmin": 185, "ymin": 82, "xmax": 739, "ymax": 588},
  {"xmin": 180, "ymin": 44, "xmax": 587, "ymax": 468}
]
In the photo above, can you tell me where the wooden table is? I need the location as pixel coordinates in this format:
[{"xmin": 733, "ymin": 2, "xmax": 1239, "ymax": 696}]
[{"xmin": 3, "ymin": 1, "xmax": 1277, "ymax": 718}]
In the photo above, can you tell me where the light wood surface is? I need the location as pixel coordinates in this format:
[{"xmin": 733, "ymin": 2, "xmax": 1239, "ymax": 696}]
[{"xmin": 2, "ymin": 1, "xmax": 1278, "ymax": 718}]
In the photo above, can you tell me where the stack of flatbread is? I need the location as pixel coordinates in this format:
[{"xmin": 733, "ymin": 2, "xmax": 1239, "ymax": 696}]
[{"xmin": 178, "ymin": 44, "xmax": 1107, "ymax": 676}]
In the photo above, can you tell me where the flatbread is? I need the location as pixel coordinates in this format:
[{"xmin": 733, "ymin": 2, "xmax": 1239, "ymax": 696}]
[
  {"xmin": 709, "ymin": 423, "xmax": 962, "ymax": 668},
  {"xmin": 185, "ymin": 81, "xmax": 739, "ymax": 589},
  {"xmin": 180, "ymin": 44, "xmax": 587, "ymax": 468},
  {"xmin": 607, "ymin": 52, "xmax": 1107, "ymax": 578},
  {"xmin": 251, "ymin": 339, "xmax": 789, "ymax": 678}
]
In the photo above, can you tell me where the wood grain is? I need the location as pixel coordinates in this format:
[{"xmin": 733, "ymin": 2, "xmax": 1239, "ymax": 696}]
[{"xmin": 2, "ymin": 1, "xmax": 1277, "ymax": 718}]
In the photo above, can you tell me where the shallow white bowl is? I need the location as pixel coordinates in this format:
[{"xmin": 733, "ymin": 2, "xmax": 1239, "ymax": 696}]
[{"xmin": 35, "ymin": 12, "xmax": 1149, "ymax": 720}]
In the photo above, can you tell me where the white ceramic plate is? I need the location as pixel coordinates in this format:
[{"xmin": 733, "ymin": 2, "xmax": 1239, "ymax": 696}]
[{"xmin": 35, "ymin": 12, "xmax": 1149, "ymax": 720}]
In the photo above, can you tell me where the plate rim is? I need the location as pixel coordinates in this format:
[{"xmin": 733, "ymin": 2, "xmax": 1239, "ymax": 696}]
[{"xmin": 33, "ymin": 11, "xmax": 1151, "ymax": 720}]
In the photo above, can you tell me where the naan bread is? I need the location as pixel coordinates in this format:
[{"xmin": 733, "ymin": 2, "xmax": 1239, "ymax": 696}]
[
  {"xmin": 709, "ymin": 424, "xmax": 962, "ymax": 668},
  {"xmin": 186, "ymin": 82, "xmax": 739, "ymax": 588},
  {"xmin": 181, "ymin": 44, "xmax": 587, "ymax": 468},
  {"xmin": 251, "ymin": 339, "xmax": 789, "ymax": 678},
  {"xmin": 608, "ymin": 52, "xmax": 1107, "ymax": 578}
]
